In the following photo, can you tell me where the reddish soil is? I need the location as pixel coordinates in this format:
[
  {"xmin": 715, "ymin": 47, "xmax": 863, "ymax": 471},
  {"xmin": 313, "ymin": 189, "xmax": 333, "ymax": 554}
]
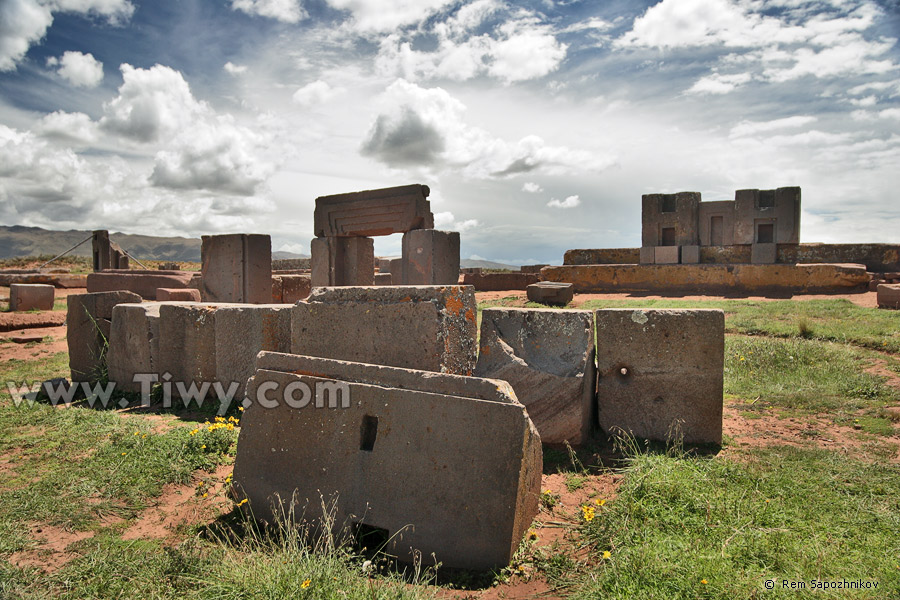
[
  {"xmin": 8, "ymin": 523, "xmax": 94, "ymax": 573},
  {"xmin": 475, "ymin": 290, "xmax": 879, "ymax": 308},
  {"xmin": 0, "ymin": 325, "xmax": 68, "ymax": 361},
  {"xmin": 121, "ymin": 464, "xmax": 234, "ymax": 542}
]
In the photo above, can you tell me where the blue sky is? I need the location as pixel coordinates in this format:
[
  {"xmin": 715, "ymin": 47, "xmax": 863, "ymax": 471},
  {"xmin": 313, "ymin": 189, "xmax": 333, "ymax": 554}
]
[{"xmin": 1, "ymin": 0, "xmax": 898, "ymax": 264}]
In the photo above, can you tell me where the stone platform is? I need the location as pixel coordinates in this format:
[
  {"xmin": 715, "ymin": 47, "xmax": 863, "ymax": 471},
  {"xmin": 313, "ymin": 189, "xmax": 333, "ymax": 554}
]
[{"xmin": 540, "ymin": 263, "xmax": 870, "ymax": 295}]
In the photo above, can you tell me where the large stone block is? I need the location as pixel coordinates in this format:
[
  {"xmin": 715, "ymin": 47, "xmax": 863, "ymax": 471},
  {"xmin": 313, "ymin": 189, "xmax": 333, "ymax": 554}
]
[
  {"xmin": 201, "ymin": 234, "xmax": 272, "ymax": 303},
  {"xmin": 233, "ymin": 352, "xmax": 542, "ymax": 570},
  {"xmin": 314, "ymin": 184, "xmax": 433, "ymax": 237},
  {"xmin": 280, "ymin": 274, "xmax": 311, "ymax": 303},
  {"xmin": 9, "ymin": 283, "xmax": 54, "ymax": 311},
  {"xmin": 877, "ymin": 284, "xmax": 900, "ymax": 309},
  {"xmin": 156, "ymin": 303, "xmax": 292, "ymax": 399},
  {"xmin": 751, "ymin": 242, "xmax": 777, "ymax": 264},
  {"xmin": 87, "ymin": 270, "xmax": 194, "ymax": 300},
  {"xmin": 526, "ymin": 282, "xmax": 574, "ymax": 306},
  {"xmin": 373, "ymin": 273, "xmax": 392, "ymax": 286},
  {"xmin": 108, "ymin": 302, "xmax": 164, "ymax": 392},
  {"xmin": 475, "ymin": 308, "xmax": 595, "ymax": 445},
  {"xmin": 67, "ymin": 291, "xmax": 142, "ymax": 382},
  {"xmin": 292, "ymin": 286, "xmax": 477, "ymax": 375},
  {"xmin": 639, "ymin": 246, "xmax": 655, "ymax": 265},
  {"xmin": 681, "ymin": 245, "xmax": 700, "ymax": 264},
  {"xmin": 310, "ymin": 237, "xmax": 374, "ymax": 287},
  {"xmin": 654, "ymin": 246, "xmax": 680, "ymax": 264},
  {"xmin": 400, "ymin": 229, "xmax": 460, "ymax": 285},
  {"xmin": 460, "ymin": 272, "xmax": 539, "ymax": 291},
  {"xmin": 595, "ymin": 309, "xmax": 724, "ymax": 445},
  {"xmin": 156, "ymin": 288, "xmax": 201, "ymax": 301}
]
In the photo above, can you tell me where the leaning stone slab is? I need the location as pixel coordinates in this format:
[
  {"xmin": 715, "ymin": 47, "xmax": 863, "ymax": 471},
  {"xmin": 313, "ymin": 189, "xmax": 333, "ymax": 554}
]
[
  {"xmin": 233, "ymin": 352, "xmax": 541, "ymax": 571},
  {"xmin": 475, "ymin": 308, "xmax": 595, "ymax": 445},
  {"xmin": 595, "ymin": 309, "xmax": 724, "ymax": 445},
  {"xmin": 314, "ymin": 184, "xmax": 433, "ymax": 237},
  {"xmin": 9, "ymin": 283, "xmax": 54, "ymax": 311},
  {"xmin": 67, "ymin": 291, "xmax": 142, "ymax": 382},
  {"xmin": 526, "ymin": 282, "xmax": 574, "ymax": 306},
  {"xmin": 292, "ymin": 286, "xmax": 477, "ymax": 375},
  {"xmin": 877, "ymin": 283, "xmax": 900, "ymax": 309}
]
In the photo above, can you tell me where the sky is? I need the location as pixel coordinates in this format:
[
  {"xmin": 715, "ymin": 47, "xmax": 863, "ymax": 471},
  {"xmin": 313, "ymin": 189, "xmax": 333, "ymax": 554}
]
[{"xmin": 0, "ymin": 0, "xmax": 899, "ymax": 265}]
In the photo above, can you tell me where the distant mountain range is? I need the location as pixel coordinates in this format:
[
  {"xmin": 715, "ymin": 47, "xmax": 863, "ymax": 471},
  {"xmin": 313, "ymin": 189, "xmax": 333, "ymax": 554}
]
[{"xmin": 0, "ymin": 225, "xmax": 519, "ymax": 268}]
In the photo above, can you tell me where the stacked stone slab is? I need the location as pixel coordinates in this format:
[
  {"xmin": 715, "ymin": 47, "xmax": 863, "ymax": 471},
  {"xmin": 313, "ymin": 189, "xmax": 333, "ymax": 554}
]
[
  {"xmin": 475, "ymin": 308, "xmax": 595, "ymax": 445},
  {"xmin": 67, "ymin": 291, "xmax": 142, "ymax": 382},
  {"xmin": 595, "ymin": 309, "xmax": 724, "ymax": 445},
  {"xmin": 877, "ymin": 284, "xmax": 900, "ymax": 309},
  {"xmin": 526, "ymin": 281, "xmax": 574, "ymax": 306},
  {"xmin": 155, "ymin": 303, "xmax": 292, "ymax": 400},
  {"xmin": 292, "ymin": 286, "xmax": 477, "ymax": 375},
  {"xmin": 200, "ymin": 234, "xmax": 272, "ymax": 303},
  {"xmin": 233, "ymin": 352, "xmax": 542, "ymax": 570},
  {"xmin": 311, "ymin": 184, "xmax": 460, "ymax": 286},
  {"xmin": 9, "ymin": 283, "xmax": 54, "ymax": 311}
]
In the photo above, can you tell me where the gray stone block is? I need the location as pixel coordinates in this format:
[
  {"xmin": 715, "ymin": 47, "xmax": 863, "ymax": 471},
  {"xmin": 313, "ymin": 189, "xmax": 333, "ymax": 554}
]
[
  {"xmin": 292, "ymin": 286, "xmax": 477, "ymax": 375},
  {"xmin": 475, "ymin": 308, "xmax": 595, "ymax": 445},
  {"xmin": 877, "ymin": 283, "xmax": 900, "ymax": 309},
  {"xmin": 313, "ymin": 184, "xmax": 433, "ymax": 237},
  {"xmin": 751, "ymin": 242, "xmax": 777, "ymax": 264},
  {"xmin": 654, "ymin": 246, "xmax": 680, "ymax": 264},
  {"xmin": 681, "ymin": 245, "xmax": 700, "ymax": 264},
  {"xmin": 9, "ymin": 283, "xmax": 54, "ymax": 311},
  {"xmin": 526, "ymin": 282, "xmax": 574, "ymax": 306},
  {"xmin": 200, "ymin": 234, "xmax": 272, "ymax": 303},
  {"xmin": 233, "ymin": 353, "xmax": 541, "ymax": 570},
  {"xmin": 67, "ymin": 291, "xmax": 142, "ymax": 382},
  {"xmin": 640, "ymin": 246, "xmax": 655, "ymax": 265},
  {"xmin": 108, "ymin": 302, "xmax": 164, "ymax": 393},
  {"xmin": 401, "ymin": 229, "xmax": 460, "ymax": 285},
  {"xmin": 310, "ymin": 236, "xmax": 374, "ymax": 287},
  {"xmin": 595, "ymin": 309, "xmax": 724, "ymax": 445}
]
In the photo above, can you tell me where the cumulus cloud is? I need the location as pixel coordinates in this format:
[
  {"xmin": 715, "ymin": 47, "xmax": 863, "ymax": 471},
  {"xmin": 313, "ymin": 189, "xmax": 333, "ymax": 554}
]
[
  {"xmin": 522, "ymin": 182, "xmax": 542, "ymax": 193},
  {"xmin": 360, "ymin": 79, "xmax": 613, "ymax": 178},
  {"xmin": 326, "ymin": 0, "xmax": 455, "ymax": 33},
  {"xmin": 47, "ymin": 51, "xmax": 103, "ymax": 87},
  {"xmin": 37, "ymin": 111, "xmax": 98, "ymax": 144},
  {"xmin": 729, "ymin": 115, "xmax": 818, "ymax": 138},
  {"xmin": 618, "ymin": 0, "xmax": 898, "ymax": 93},
  {"xmin": 375, "ymin": 4, "xmax": 567, "ymax": 84},
  {"xmin": 224, "ymin": 61, "xmax": 248, "ymax": 74},
  {"xmin": 0, "ymin": 0, "xmax": 132, "ymax": 71},
  {"xmin": 434, "ymin": 210, "xmax": 479, "ymax": 232},
  {"xmin": 231, "ymin": 0, "xmax": 306, "ymax": 23},
  {"xmin": 292, "ymin": 80, "xmax": 342, "ymax": 107},
  {"xmin": 547, "ymin": 195, "xmax": 580, "ymax": 209}
]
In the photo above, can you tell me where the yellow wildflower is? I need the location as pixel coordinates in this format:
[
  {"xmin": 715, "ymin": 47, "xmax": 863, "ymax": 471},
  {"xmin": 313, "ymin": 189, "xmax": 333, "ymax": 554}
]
[
  {"xmin": 701, "ymin": 579, "xmax": 708, "ymax": 585},
  {"xmin": 602, "ymin": 550, "xmax": 611, "ymax": 560},
  {"xmin": 581, "ymin": 505, "xmax": 595, "ymax": 522},
  {"xmin": 595, "ymin": 498, "xmax": 606, "ymax": 506},
  {"xmin": 237, "ymin": 498, "xmax": 249, "ymax": 507},
  {"xmin": 301, "ymin": 579, "xmax": 311, "ymax": 589}
]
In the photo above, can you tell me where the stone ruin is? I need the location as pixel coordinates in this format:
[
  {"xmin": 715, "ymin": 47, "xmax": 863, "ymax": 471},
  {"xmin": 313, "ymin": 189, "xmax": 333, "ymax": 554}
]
[{"xmin": 65, "ymin": 183, "xmax": 726, "ymax": 571}]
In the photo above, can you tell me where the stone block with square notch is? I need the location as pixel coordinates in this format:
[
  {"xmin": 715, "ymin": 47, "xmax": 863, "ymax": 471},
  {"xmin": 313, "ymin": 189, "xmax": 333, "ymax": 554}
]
[
  {"xmin": 9, "ymin": 283, "xmax": 54, "ymax": 311},
  {"xmin": 292, "ymin": 285, "xmax": 477, "ymax": 375},
  {"xmin": 314, "ymin": 184, "xmax": 433, "ymax": 237},
  {"xmin": 233, "ymin": 352, "xmax": 542, "ymax": 571},
  {"xmin": 475, "ymin": 308, "xmax": 595, "ymax": 444},
  {"xmin": 595, "ymin": 309, "xmax": 724, "ymax": 445},
  {"xmin": 201, "ymin": 234, "xmax": 272, "ymax": 303}
]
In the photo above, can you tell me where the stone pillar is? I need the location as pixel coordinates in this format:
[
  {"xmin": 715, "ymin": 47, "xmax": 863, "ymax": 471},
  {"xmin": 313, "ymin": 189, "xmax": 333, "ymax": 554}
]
[
  {"xmin": 200, "ymin": 234, "xmax": 272, "ymax": 303},
  {"xmin": 400, "ymin": 229, "xmax": 460, "ymax": 285},
  {"xmin": 310, "ymin": 236, "xmax": 374, "ymax": 287}
]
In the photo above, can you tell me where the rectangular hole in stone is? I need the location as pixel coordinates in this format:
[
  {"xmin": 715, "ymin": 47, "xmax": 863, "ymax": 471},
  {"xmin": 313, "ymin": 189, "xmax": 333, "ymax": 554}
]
[
  {"xmin": 758, "ymin": 190, "xmax": 775, "ymax": 209},
  {"xmin": 757, "ymin": 223, "xmax": 774, "ymax": 244},
  {"xmin": 660, "ymin": 195, "xmax": 677, "ymax": 213},
  {"xmin": 360, "ymin": 415, "xmax": 378, "ymax": 451},
  {"xmin": 661, "ymin": 227, "xmax": 676, "ymax": 246}
]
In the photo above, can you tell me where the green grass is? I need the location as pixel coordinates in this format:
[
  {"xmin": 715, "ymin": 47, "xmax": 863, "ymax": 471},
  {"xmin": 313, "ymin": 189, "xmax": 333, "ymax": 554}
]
[{"xmin": 573, "ymin": 447, "xmax": 900, "ymax": 599}]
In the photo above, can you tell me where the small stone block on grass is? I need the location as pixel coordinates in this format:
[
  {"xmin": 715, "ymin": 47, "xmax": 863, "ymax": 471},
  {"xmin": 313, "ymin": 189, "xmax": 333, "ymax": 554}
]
[
  {"xmin": 526, "ymin": 282, "xmax": 574, "ymax": 306},
  {"xmin": 9, "ymin": 283, "xmax": 55, "ymax": 311}
]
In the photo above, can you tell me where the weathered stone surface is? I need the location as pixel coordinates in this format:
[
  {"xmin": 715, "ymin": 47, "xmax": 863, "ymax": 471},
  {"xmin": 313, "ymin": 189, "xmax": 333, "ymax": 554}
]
[
  {"xmin": 201, "ymin": 234, "xmax": 272, "ymax": 303},
  {"xmin": 541, "ymin": 263, "xmax": 870, "ymax": 294},
  {"xmin": 374, "ymin": 273, "xmax": 392, "ymax": 286},
  {"xmin": 460, "ymin": 272, "xmax": 539, "ymax": 291},
  {"xmin": 0, "ymin": 273, "xmax": 87, "ymax": 288},
  {"xmin": 475, "ymin": 308, "xmax": 595, "ymax": 444},
  {"xmin": 400, "ymin": 229, "xmax": 460, "ymax": 285},
  {"xmin": 67, "ymin": 291, "xmax": 142, "ymax": 382},
  {"xmin": 233, "ymin": 353, "xmax": 541, "ymax": 570},
  {"xmin": 681, "ymin": 245, "xmax": 700, "ymax": 264},
  {"xmin": 9, "ymin": 283, "xmax": 54, "ymax": 311},
  {"xmin": 642, "ymin": 192, "xmax": 701, "ymax": 247},
  {"xmin": 87, "ymin": 270, "xmax": 194, "ymax": 300},
  {"xmin": 310, "ymin": 236, "xmax": 375, "ymax": 287},
  {"xmin": 376, "ymin": 257, "xmax": 395, "ymax": 273},
  {"xmin": 157, "ymin": 303, "xmax": 292, "ymax": 399},
  {"xmin": 877, "ymin": 284, "xmax": 900, "ymax": 309},
  {"xmin": 595, "ymin": 309, "xmax": 724, "ymax": 445},
  {"xmin": 156, "ymin": 288, "xmax": 201, "ymax": 301},
  {"xmin": 271, "ymin": 275, "xmax": 283, "ymax": 303},
  {"xmin": 280, "ymin": 274, "xmax": 311, "ymax": 303},
  {"xmin": 751, "ymin": 243, "xmax": 777, "ymax": 264},
  {"xmin": 314, "ymin": 184, "xmax": 433, "ymax": 237},
  {"xmin": 292, "ymin": 286, "xmax": 477, "ymax": 375},
  {"xmin": 526, "ymin": 282, "xmax": 574, "ymax": 306},
  {"xmin": 654, "ymin": 246, "xmax": 680, "ymax": 264},
  {"xmin": 565, "ymin": 248, "xmax": 642, "ymax": 265},
  {"xmin": 108, "ymin": 303, "xmax": 164, "ymax": 392},
  {"xmin": 520, "ymin": 264, "xmax": 549, "ymax": 273},
  {"xmin": 639, "ymin": 247, "xmax": 655, "ymax": 265}
]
